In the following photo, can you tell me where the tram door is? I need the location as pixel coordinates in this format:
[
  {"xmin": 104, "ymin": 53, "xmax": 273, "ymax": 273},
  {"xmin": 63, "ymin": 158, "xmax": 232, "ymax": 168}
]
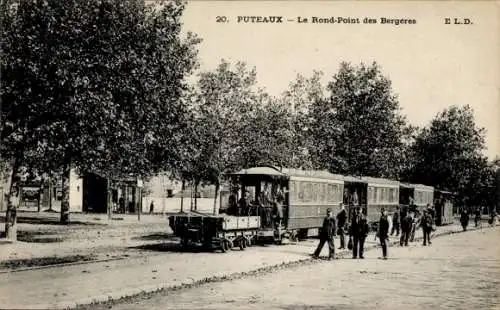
[{"xmin": 344, "ymin": 181, "xmax": 367, "ymax": 222}]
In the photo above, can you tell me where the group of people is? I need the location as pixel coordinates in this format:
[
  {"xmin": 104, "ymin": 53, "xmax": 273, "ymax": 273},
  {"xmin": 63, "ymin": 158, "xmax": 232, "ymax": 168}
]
[
  {"xmin": 460, "ymin": 207, "xmax": 497, "ymax": 231},
  {"xmin": 224, "ymin": 183, "xmax": 285, "ymax": 228},
  {"xmin": 312, "ymin": 203, "xmax": 437, "ymax": 260}
]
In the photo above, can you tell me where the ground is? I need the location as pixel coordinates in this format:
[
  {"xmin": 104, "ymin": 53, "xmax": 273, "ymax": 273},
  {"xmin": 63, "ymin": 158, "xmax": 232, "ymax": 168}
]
[
  {"xmin": 0, "ymin": 212, "xmax": 497, "ymax": 309},
  {"xmin": 103, "ymin": 226, "xmax": 500, "ymax": 310}
]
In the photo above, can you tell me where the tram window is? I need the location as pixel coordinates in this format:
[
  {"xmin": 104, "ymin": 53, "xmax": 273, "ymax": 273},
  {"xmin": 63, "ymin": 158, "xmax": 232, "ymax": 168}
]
[
  {"xmin": 312, "ymin": 183, "xmax": 319, "ymax": 202},
  {"xmin": 327, "ymin": 184, "xmax": 333, "ymax": 203},
  {"xmin": 368, "ymin": 187, "xmax": 373, "ymax": 204},
  {"xmin": 338, "ymin": 184, "xmax": 344, "ymax": 202},
  {"xmin": 303, "ymin": 182, "xmax": 310, "ymax": 202},
  {"xmin": 297, "ymin": 182, "xmax": 304, "ymax": 202},
  {"xmin": 319, "ymin": 183, "xmax": 325, "ymax": 203}
]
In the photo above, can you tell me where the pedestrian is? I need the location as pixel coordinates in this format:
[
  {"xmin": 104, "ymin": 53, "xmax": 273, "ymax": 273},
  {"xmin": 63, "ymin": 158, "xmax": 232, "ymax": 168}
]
[
  {"xmin": 390, "ymin": 206, "xmax": 401, "ymax": 236},
  {"xmin": 474, "ymin": 207, "xmax": 481, "ymax": 228},
  {"xmin": 400, "ymin": 211, "xmax": 413, "ymax": 246},
  {"xmin": 336, "ymin": 203, "xmax": 347, "ymax": 249},
  {"xmin": 312, "ymin": 208, "xmax": 336, "ymax": 260},
  {"xmin": 378, "ymin": 208, "xmax": 390, "ymax": 259},
  {"xmin": 349, "ymin": 207, "xmax": 369, "ymax": 259},
  {"xmin": 149, "ymin": 200, "xmax": 154, "ymax": 214},
  {"xmin": 460, "ymin": 208, "xmax": 470, "ymax": 231},
  {"xmin": 410, "ymin": 211, "xmax": 420, "ymax": 242},
  {"xmin": 421, "ymin": 209, "xmax": 433, "ymax": 246}
]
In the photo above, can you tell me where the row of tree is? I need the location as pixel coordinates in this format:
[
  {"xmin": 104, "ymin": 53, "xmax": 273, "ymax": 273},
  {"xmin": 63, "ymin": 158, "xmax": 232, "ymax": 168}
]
[{"xmin": 1, "ymin": 0, "xmax": 497, "ymax": 240}]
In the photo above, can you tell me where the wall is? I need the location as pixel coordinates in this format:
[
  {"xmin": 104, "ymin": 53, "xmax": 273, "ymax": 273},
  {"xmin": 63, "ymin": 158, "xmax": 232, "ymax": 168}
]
[
  {"xmin": 69, "ymin": 169, "xmax": 83, "ymax": 212},
  {"xmin": 142, "ymin": 196, "xmax": 220, "ymax": 214}
]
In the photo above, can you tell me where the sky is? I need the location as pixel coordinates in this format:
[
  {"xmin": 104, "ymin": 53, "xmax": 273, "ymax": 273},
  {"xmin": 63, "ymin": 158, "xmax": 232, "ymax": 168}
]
[{"xmin": 179, "ymin": 1, "xmax": 499, "ymax": 160}]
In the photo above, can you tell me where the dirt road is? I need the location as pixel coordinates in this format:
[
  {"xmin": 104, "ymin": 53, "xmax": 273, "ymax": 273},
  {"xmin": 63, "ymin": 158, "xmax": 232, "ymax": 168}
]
[{"xmin": 107, "ymin": 226, "xmax": 500, "ymax": 310}]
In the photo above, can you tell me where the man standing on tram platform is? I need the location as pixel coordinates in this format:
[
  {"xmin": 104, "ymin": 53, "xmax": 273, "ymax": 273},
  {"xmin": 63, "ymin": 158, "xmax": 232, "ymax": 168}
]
[{"xmin": 312, "ymin": 208, "xmax": 336, "ymax": 260}]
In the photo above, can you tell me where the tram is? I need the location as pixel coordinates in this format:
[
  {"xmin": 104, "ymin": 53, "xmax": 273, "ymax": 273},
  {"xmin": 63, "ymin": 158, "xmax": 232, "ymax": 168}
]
[{"xmin": 168, "ymin": 166, "xmax": 454, "ymax": 253}]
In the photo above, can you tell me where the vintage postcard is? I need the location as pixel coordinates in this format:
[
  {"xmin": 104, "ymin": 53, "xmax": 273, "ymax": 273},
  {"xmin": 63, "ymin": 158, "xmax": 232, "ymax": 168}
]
[{"xmin": 0, "ymin": 1, "xmax": 498, "ymax": 309}]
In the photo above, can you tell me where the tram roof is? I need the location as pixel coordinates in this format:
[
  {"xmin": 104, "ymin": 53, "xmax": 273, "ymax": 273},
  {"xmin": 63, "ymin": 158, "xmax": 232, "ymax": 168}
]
[
  {"xmin": 400, "ymin": 182, "xmax": 434, "ymax": 191},
  {"xmin": 361, "ymin": 176, "xmax": 400, "ymax": 186},
  {"xmin": 230, "ymin": 167, "xmax": 344, "ymax": 181},
  {"xmin": 343, "ymin": 175, "xmax": 366, "ymax": 183},
  {"xmin": 231, "ymin": 167, "xmax": 289, "ymax": 179}
]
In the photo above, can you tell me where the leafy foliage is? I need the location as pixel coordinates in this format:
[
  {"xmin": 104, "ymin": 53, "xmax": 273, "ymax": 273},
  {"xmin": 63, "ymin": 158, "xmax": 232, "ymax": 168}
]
[
  {"xmin": 407, "ymin": 105, "xmax": 490, "ymax": 205},
  {"xmin": 281, "ymin": 71, "xmax": 325, "ymax": 169},
  {"xmin": 309, "ymin": 62, "xmax": 410, "ymax": 178},
  {"xmin": 1, "ymin": 0, "xmax": 199, "ymax": 226}
]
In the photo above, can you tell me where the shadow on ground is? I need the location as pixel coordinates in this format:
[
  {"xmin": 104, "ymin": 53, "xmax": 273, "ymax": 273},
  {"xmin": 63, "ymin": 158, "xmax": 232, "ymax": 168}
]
[
  {"xmin": 131, "ymin": 232, "xmax": 173, "ymax": 241},
  {"xmin": 129, "ymin": 238, "xmax": 261, "ymax": 254},
  {"xmin": 0, "ymin": 216, "xmax": 106, "ymax": 226},
  {"xmin": 0, "ymin": 254, "xmax": 98, "ymax": 270}
]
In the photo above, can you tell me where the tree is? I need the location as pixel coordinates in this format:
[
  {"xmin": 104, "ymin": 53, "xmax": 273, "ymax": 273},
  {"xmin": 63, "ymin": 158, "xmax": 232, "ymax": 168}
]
[
  {"xmin": 309, "ymin": 62, "xmax": 409, "ymax": 178},
  {"xmin": 187, "ymin": 60, "xmax": 261, "ymax": 213},
  {"xmin": 408, "ymin": 105, "xmax": 488, "ymax": 205},
  {"xmin": 281, "ymin": 71, "xmax": 325, "ymax": 169},
  {"xmin": 236, "ymin": 94, "xmax": 295, "ymax": 169},
  {"xmin": 1, "ymin": 0, "xmax": 199, "ymax": 239}
]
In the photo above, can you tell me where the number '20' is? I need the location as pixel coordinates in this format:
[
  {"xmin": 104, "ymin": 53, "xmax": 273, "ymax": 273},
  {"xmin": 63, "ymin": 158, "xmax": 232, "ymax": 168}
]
[{"xmin": 216, "ymin": 16, "xmax": 228, "ymax": 23}]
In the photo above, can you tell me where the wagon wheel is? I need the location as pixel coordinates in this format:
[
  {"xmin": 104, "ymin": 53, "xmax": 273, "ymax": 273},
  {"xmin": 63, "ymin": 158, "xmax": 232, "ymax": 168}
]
[
  {"xmin": 245, "ymin": 237, "xmax": 251, "ymax": 247},
  {"xmin": 221, "ymin": 240, "xmax": 229, "ymax": 253},
  {"xmin": 181, "ymin": 236, "xmax": 189, "ymax": 248}
]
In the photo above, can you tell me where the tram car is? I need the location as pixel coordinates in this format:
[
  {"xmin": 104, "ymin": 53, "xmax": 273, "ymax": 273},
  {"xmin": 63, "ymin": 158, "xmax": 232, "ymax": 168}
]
[
  {"xmin": 169, "ymin": 166, "xmax": 450, "ymax": 253},
  {"xmin": 433, "ymin": 189, "xmax": 454, "ymax": 226},
  {"xmin": 399, "ymin": 183, "xmax": 434, "ymax": 217},
  {"xmin": 223, "ymin": 166, "xmax": 345, "ymax": 242}
]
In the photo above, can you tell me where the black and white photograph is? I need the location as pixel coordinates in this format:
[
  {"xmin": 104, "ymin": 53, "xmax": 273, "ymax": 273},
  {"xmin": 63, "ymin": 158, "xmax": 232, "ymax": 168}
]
[{"xmin": 0, "ymin": 1, "xmax": 499, "ymax": 309}]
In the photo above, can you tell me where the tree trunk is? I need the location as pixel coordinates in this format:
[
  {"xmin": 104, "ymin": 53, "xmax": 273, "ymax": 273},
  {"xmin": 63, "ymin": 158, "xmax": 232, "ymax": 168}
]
[
  {"xmin": 37, "ymin": 177, "xmax": 44, "ymax": 212},
  {"xmin": 60, "ymin": 163, "xmax": 71, "ymax": 224},
  {"xmin": 194, "ymin": 181, "xmax": 199, "ymax": 211},
  {"xmin": 213, "ymin": 177, "xmax": 220, "ymax": 215},
  {"xmin": 4, "ymin": 158, "xmax": 21, "ymax": 241},
  {"xmin": 180, "ymin": 179, "xmax": 185, "ymax": 213},
  {"xmin": 190, "ymin": 179, "xmax": 194, "ymax": 211},
  {"xmin": 107, "ymin": 179, "xmax": 112, "ymax": 219}
]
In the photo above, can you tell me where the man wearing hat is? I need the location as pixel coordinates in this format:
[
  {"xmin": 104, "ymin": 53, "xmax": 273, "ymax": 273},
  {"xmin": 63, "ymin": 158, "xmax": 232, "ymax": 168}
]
[
  {"xmin": 312, "ymin": 208, "xmax": 337, "ymax": 260},
  {"xmin": 421, "ymin": 208, "xmax": 434, "ymax": 246},
  {"xmin": 336, "ymin": 203, "xmax": 348, "ymax": 249},
  {"xmin": 378, "ymin": 208, "xmax": 390, "ymax": 259},
  {"xmin": 349, "ymin": 206, "xmax": 369, "ymax": 259}
]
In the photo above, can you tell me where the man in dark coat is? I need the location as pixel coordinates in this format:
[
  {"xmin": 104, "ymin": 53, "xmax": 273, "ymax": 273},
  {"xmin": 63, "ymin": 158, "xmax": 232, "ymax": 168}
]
[
  {"xmin": 460, "ymin": 208, "xmax": 470, "ymax": 231},
  {"xmin": 336, "ymin": 203, "xmax": 347, "ymax": 249},
  {"xmin": 378, "ymin": 208, "xmax": 390, "ymax": 259},
  {"xmin": 313, "ymin": 209, "xmax": 336, "ymax": 259},
  {"xmin": 390, "ymin": 206, "xmax": 401, "ymax": 236},
  {"xmin": 400, "ymin": 212, "xmax": 413, "ymax": 246},
  {"xmin": 349, "ymin": 207, "xmax": 369, "ymax": 259},
  {"xmin": 313, "ymin": 208, "xmax": 336, "ymax": 260},
  {"xmin": 421, "ymin": 209, "xmax": 434, "ymax": 246},
  {"xmin": 474, "ymin": 207, "xmax": 481, "ymax": 227}
]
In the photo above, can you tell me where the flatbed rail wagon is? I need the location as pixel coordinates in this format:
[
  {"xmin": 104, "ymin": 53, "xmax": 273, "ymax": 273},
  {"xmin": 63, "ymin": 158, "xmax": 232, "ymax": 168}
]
[{"xmin": 169, "ymin": 211, "xmax": 261, "ymax": 252}]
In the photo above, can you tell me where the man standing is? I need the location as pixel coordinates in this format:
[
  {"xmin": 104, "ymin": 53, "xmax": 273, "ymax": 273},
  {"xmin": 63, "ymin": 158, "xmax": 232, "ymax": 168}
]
[
  {"xmin": 378, "ymin": 208, "xmax": 390, "ymax": 259},
  {"xmin": 421, "ymin": 209, "xmax": 434, "ymax": 246},
  {"xmin": 312, "ymin": 208, "xmax": 336, "ymax": 260},
  {"xmin": 336, "ymin": 203, "xmax": 347, "ymax": 249},
  {"xmin": 474, "ymin": 207, "xmax": 481, "ymax": 228},
  {"xmin": 460, "ymin": 208, "xmax": 470, "ymax": 231},
  {"xmin": 400, "ymin": 211, "xmax": 413, "ymax": 246},
  {"xmin": 390, "ymin": 206, "xmax": 400, "ymax": 236},
  {"xmin": 349, "ymin": 207, "xmax": 369, "ymax": 259}
]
